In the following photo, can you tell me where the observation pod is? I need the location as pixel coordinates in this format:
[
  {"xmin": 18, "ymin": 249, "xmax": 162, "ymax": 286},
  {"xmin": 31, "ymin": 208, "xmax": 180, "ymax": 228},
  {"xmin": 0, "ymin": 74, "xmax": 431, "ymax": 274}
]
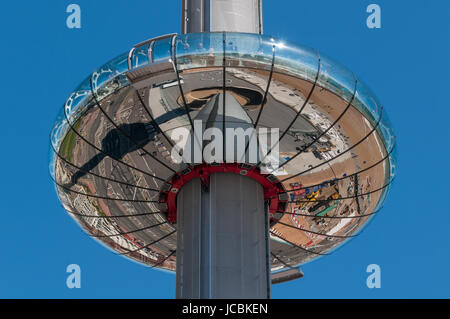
[{"xmin": 49, "ymin": 0, "xmax": 397, "ymax": 299}]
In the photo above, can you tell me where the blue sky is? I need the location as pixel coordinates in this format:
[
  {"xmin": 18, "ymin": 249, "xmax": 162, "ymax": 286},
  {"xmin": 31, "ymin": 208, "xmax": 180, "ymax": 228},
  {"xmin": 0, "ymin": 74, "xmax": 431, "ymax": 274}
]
[{"xmin": 0, "ymin": 0, "xmax": 449, "ymax": 298}]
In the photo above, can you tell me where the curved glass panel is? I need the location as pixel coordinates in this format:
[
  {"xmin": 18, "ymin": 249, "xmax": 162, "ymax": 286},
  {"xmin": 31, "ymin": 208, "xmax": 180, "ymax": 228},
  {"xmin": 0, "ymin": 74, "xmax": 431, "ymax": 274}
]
[
  {"xmin": 50, "ymin": 32, "xmax": 397, "ymax": 274},
  {"xmin": 317, "ymin": 53, "xmax": 356, "ymax": 103},
  {"xmin": 175, "ymin": 32, "xmax": 225, "ymax": 70},
  {"xmin": 373, "ymin": 144, "xmax": 397, "ymax": 213},
  {"xmin": 91, "ymin": 66, "xmax": 129, "ymax": 102},
  {"xmin": 50, "ymin": 105, "xmax": 70, "ymax": 153},
  {"xmin": 64, "ymin": 75, "xmax": 94, "ymax": 125},
  {"xmin": 49, "ymin": 113, "xmax": 69, "ymax": 180},
  {"xmin": 262, "ymin": 46, "xmax": 319, "ymax": 135},
  {"xmin": 224, "ymin": 33, "xmax": 275, "ymax": 71},
  {"xmin": 48, "ymin": 143, "xmax": 57, "ymax": 180},
  {"xmin": 131, "ymin": 44, "xmax": 150, "ymax": 69},
  {"xmin": 273, "ymin": 39, "xmax": 319, "ymax": 83},
  {"xmin": 107, "ymin": 51, "xmax": 129, "ymax": 74},
  {"xmin": 389, "ymin": 145, "xmax": 398, "ymax": 180},
  {"xmin": 352, "ymin": 79, "xmax": 382, "ymax": 124},
  {"xmin": 378, "ymin": 107, "xmax": 396, "ymax": 153}
]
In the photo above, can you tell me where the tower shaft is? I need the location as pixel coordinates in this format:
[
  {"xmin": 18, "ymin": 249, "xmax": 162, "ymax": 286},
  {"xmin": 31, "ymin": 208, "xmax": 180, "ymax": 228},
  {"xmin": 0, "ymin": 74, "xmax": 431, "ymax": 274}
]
[
  {"xmin": 181, "ymin": 0, "xmax": 263, "ymax": 34},
  {"xmin": 176, "ymin": 173, "xmax": 271, "ymax": 299}
]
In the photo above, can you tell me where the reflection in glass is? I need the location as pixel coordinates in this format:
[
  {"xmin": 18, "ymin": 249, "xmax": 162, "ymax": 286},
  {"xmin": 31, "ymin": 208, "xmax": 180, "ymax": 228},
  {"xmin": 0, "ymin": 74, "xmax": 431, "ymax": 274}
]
[
  {"xmin": 352, "ymin": 79, "xmax": 382, "ymax": 124},
  {"xmin": 225, "ymin": 33, "xmax": 275, "ymax": 71},
  {"xmin": 132, "ymin": 44, "xmax": 150, "ymax": 69},
  {"xmin": 274, "ymin": 40, "xmax": 319, "ymax": 82},
  {"xmin": 175, "ymin": 33, "xmax": 225, "ymax": 70}
]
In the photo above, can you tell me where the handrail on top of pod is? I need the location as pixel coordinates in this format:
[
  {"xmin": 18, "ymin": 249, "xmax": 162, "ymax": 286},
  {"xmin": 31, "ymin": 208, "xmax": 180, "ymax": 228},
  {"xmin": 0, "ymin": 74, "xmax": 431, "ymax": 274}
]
[{"xmin": 128, "ymin": 33, "xmax": 178, "ymax": 70}]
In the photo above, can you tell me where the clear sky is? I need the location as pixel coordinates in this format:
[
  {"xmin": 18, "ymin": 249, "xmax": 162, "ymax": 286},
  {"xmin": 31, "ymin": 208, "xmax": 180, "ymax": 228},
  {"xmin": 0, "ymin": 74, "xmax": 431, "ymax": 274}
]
[{"xmin": 0, "ymin": 0, "xmax": 449, "ymax": 298}]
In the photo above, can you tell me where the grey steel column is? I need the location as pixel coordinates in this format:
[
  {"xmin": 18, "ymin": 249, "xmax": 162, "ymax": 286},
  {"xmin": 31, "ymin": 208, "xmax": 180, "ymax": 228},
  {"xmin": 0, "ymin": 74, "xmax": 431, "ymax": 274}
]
[
  {"xmin": 176, "ymin": 173, "xmax": 271, "ymax": 299},
  {"xmin": 182, "ymin": 0, "xmax": 263, "ymax": 34}
]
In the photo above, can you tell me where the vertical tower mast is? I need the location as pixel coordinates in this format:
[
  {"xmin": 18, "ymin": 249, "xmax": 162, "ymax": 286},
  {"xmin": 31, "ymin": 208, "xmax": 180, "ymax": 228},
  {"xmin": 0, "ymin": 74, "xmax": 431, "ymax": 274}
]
[
  {"xmin": 181, "ymin": 0, "xmax": 263, "ymax": 34},
  {"xmin": 176, "ymin": 0, "xmax": 270, "ymax": 299}
]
